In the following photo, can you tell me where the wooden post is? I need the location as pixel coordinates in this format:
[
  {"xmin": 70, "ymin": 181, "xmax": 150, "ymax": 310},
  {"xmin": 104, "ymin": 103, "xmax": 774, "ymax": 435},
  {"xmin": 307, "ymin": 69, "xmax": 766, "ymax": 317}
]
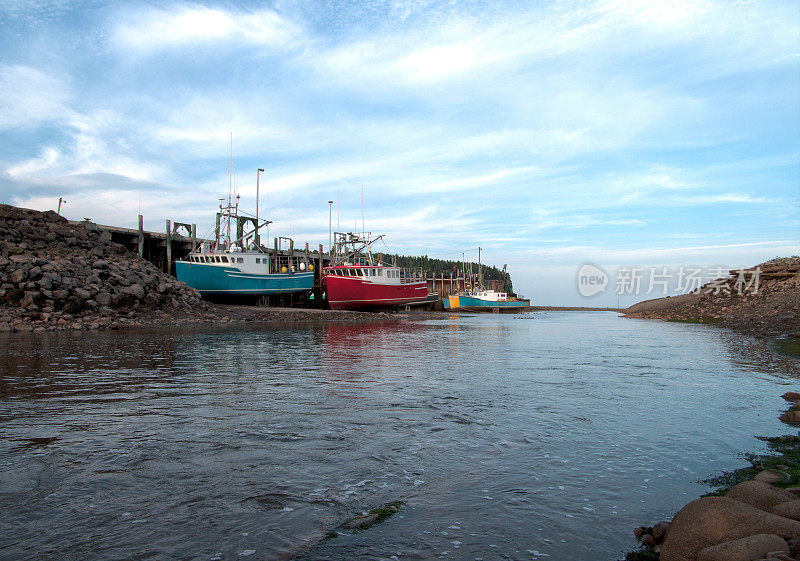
[
  {"xmin": 138, "ymin": 214, "xmax": 144, "ymax": 257},
  {"xmin": 190, "ymin": 224, "xmax": 196, "ymax": 253},
  {"xmin": 317, "ymin": 243, "xmax": 324, "ymax": 307},
  {"xmin": 289, "ymin": 239, "xmax": 294, "ymax": 271},
  {"xmin": 274, "ymin": 237, "xmax": 278, "ymax": 271},
  {"xmin": 165, "ymin": 219, "xmax": 172, "ymax": 274}
]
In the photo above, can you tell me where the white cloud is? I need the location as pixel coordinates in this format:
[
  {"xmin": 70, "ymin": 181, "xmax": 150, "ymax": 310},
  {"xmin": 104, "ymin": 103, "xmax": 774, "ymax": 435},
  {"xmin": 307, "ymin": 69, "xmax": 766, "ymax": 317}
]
[
  {"xmin": 7, "ymin": 110, "xmax": 166, "ymax": 182},
  {"xmin": 113, "ymin": 5, "xmax": 303, "ymax": 53},
  {"xmin": 671, "ymin": 193, "xmax": 775, "ymax": 205},
  {"xmin": 0, "ymin": 65, "xmax": 72, "ymax": 129}
]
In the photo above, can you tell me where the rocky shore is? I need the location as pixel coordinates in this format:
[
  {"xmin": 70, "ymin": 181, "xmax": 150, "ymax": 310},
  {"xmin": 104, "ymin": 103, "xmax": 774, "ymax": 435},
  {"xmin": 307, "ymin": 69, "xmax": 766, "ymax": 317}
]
[
  {"xmin": 0, "ymin": 204, "xmax": 410, "ymax": 333},
  {"xmin": 628, "ymin": 394, "xmax": 800, "ymax": 561},
  {"xmin": 624, "ymin": 258, "xmax": 800, "ymax": 338}
]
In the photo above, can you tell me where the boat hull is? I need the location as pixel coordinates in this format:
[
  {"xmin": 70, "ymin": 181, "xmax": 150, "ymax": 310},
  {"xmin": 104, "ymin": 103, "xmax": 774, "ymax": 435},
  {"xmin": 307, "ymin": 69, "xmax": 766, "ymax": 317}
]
[
  {"xmin": 324, "ymin": 275, "xmax": 428, "ymax": 310},
  {"xmin": 443, "ymin": 294, "xmax": 530, "ymax": 312},
  {"xmin": 175, "ymin": 262, "xmax": 314, "ymax": 295}
]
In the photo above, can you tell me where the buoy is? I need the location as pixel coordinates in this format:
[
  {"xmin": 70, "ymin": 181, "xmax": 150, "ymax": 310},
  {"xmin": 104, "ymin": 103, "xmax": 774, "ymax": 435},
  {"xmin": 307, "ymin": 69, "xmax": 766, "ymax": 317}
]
[
  {"xmin": 281, "ymin": 266, "xmax": 287, "ymax": 274},
  {"xmin": 300, "ymin": 262, "xmax": 306, "ymax": 271},
  {"xmin": 308, "ymin": 264, "xmax": 314, "ymax": 271}
]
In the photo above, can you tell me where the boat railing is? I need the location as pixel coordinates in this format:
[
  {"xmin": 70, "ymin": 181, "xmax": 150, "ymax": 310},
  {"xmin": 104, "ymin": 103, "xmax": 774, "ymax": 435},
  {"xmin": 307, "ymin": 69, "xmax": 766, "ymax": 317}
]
[
  {"xmin": 274, "ymin": 253, "xmax": 308, "ymax": 273},
  {"xmin": 399, "ymin": 267, "xmax": 425, "ymax": 284}
]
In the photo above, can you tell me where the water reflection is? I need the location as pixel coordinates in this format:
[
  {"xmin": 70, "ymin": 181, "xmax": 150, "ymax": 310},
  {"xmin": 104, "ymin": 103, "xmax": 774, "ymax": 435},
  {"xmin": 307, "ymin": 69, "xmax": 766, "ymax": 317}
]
[{"xmin": 0, "ymin": 314, "xmax": 798, "ymax": 561}]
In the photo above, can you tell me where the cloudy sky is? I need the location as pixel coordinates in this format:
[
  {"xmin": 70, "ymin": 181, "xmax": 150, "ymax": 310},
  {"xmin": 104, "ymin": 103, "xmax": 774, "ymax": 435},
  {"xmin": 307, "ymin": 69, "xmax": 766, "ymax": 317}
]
[{"xmin": 1, "ymin": 0, "xmax": 798, "ymax": 305}]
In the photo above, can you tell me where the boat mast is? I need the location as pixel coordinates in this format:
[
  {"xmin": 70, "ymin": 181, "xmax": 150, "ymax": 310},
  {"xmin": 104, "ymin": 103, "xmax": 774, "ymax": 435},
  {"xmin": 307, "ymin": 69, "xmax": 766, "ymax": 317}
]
[
  {"xmin": 478, "ymin": 246, "xmax": 482, "ymax": 290},
  {"xmin": 227, "ymin": 133, "xmax": 232, "ymax": 251}
]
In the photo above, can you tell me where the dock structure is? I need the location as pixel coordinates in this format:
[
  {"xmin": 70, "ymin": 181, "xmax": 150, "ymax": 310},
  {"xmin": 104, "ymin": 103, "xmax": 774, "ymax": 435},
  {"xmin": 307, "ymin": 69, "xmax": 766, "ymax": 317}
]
[
  {"xmin": 69, "ymin": 217, "xmax": 510, "ymax": 310},
  {"xmin": 425, "ymin": 274, "xmax": 505, "ymax": 300},
  {"xmin": 71, "ymin": 216, "xmax": 333, "ymax": 307}
]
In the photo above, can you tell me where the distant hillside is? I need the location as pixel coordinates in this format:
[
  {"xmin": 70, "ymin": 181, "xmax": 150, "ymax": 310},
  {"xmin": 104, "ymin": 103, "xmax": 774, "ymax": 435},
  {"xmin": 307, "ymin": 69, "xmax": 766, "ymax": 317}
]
[{"xmin": 379, "ymin": 253, "xmax": 514, "ymax": 294}]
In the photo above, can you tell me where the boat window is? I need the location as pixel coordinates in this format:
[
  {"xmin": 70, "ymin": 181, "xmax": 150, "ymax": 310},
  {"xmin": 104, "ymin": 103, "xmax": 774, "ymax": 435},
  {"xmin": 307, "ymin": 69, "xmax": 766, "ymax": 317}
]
[
  {"xmin": 256, "ymin": 258, "xmax": 260, "ymax": 264},
  {"xmin": 204, "ymin": 256, "xmax": 210, "ymax": 263},
  {"xmin": 370, "ymin": 269, "xmax": 376, "ymax": 276},
  {"xmin": 221, "ymin": 256, "xmax": 228, "ymax": 263}
]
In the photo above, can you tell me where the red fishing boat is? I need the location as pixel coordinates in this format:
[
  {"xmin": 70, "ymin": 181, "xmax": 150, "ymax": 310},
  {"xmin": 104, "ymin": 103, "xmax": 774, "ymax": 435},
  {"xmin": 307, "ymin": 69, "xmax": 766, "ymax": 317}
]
[{"xmin": 323, "ymin": 232, "xmax": 429, "ymax": 310}]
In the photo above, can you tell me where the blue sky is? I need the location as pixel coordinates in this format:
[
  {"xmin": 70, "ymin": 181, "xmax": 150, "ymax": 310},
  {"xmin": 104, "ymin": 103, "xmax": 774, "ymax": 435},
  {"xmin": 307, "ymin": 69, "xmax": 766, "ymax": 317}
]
[{"xmin": 1, "ymin": 0, "xmax": 798, "ymax": 305}]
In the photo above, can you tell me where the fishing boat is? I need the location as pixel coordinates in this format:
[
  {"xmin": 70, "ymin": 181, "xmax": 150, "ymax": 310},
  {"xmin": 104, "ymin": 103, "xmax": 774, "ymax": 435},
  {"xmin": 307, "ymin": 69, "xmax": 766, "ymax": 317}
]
[
  {"xmin": 323, "ymin": 231, "xmax": 429, "ymax": 310},
  {"xmin": 175, "ymin": 195, "xmax": 314, "ymax": 296},
  {"xmin": 443, "ymin": 289, "xmax": 531, "ymax": 313}
]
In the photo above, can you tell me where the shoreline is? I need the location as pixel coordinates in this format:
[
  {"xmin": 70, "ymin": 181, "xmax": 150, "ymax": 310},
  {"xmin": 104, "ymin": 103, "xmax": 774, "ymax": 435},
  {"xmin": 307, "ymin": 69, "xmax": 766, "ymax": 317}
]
[
  {"xmin": 627, "ymin": 393, "xmax": 800, "ymax": 561},
  {"xmin": 622, "ymin": 258, "xmax": 799, "ymax": 340}
]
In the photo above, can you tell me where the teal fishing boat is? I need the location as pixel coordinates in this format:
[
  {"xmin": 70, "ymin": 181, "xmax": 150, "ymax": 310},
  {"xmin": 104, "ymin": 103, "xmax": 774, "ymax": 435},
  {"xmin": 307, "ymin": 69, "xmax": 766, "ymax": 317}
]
[
  {"xmin": 175, "ymin": 251, "xmax": 313, "ymax": 295},
  {"xmin": 443, "ymin": 289, "xmax": 530, "ymax": 313},
  {"xmin": 175, "ymin": 188, "xmax": 313, "ymax": 296}
]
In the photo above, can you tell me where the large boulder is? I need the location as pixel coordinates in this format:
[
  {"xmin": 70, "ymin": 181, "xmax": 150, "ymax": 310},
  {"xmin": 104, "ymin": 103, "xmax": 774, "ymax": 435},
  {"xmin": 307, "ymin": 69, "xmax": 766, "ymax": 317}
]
[
  {"xmin": 696, "ymin": 533, "xmax": 789, "ymax": 561},
  {"xmin": 771, "ymin": 500, "xmax": 800, "ymax": 522},
  {"xmin": 120, "ymin": 283, "xmax": 144, "ymax": 300},
  {"xmin": 727, "ymin": 481, "xmax": 798, "ymax": 512},
  {"xmin": 94, "ymin": 292, "xmax": 112, "ymax": 307},
  {"xmin": 9, "ymin": 269, "xmax": 25, "ymax": 284},
  {"xmin": 754, "ymin": 470, "xmax": 789, "ymax": 484},
  {"xmin": 660, "ymin": 497, "xmax": 800, "ymax": 561}
]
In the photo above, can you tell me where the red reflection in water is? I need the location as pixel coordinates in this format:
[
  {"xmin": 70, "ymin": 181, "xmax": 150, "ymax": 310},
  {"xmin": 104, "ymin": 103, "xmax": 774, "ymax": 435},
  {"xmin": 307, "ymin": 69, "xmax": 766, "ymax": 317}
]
[{"xmin": 321, "ymin": 321, "xmax": 427, "ymax": 383}]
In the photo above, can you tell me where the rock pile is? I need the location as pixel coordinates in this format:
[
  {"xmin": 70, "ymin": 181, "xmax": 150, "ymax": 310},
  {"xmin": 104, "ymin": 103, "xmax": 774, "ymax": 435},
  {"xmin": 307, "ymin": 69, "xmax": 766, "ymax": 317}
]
[
  {"xmin": 0, "ymin": 204, "xmax": 206, "ymax": 332},
  {"xmin": 624, "ymin": 258, "xmax": 800, "ymax": 338}
]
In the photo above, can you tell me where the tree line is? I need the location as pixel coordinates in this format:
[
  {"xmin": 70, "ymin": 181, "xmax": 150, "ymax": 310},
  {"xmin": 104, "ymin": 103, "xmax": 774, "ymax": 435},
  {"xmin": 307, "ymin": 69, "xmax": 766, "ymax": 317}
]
[{"xmin": 379, "ymin": 253, "xmax": 514, "ymax": 293}]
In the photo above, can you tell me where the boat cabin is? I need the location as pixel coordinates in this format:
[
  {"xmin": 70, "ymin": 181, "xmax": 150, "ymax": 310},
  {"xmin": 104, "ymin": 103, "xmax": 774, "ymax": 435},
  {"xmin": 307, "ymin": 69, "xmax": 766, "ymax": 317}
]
[
  {"xmin": 472, "ymin": 290, "xmax": 508, "ymax": 301},
  {"xmin": 180, "ymin": 251, "xmax": 311, "ymax": 276},
  {"xmin": 324, "ymin": 265, "xmax": 423, "ymax": 285}
]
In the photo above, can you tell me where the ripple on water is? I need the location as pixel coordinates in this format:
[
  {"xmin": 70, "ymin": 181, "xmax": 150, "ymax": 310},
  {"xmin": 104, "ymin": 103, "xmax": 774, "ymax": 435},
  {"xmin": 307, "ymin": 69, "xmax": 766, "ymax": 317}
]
[{"xmin": 0, "ymin": 314, "xmax": 797, "ymax": 560}]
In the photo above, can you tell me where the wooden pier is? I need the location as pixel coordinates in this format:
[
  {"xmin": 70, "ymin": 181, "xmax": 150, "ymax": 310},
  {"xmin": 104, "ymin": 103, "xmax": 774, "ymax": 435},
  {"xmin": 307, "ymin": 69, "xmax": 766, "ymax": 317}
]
[
  {"xmin": 69, "ymin": 216, "xmax": 508, "ymax": 310},
  {"xmin": 71, "ymin": 215, "xmax": 333, "ymax": 307}
]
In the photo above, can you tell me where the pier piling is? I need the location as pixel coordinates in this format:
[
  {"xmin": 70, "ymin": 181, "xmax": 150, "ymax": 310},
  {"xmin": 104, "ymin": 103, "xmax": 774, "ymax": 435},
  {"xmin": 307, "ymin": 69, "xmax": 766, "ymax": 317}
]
[
  {"xmin": 138, "ymin": 215, "xmax": 144, "ymax": 257},
  {"xmin": 165, "ymin": 219, "xmax": 172, "ymax": 274}
]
